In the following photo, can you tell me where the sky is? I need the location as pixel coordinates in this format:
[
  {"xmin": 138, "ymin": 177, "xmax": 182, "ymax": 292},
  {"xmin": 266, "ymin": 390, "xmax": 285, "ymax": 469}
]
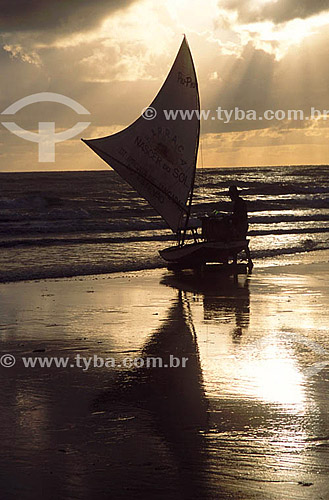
[{"xmin": 1, "ymin": 0, "xmax": 329, "ymax": 171}]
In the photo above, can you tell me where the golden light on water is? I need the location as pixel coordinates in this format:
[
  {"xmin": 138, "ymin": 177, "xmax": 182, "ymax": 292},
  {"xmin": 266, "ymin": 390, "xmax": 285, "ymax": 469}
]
[
  {"xmin": 243, "ymin": 341, "xmax": 306, "ymax": 409},
  {"xmin": 196, "ymin": 269, "xmax": 328, "ymax": 415},
  {"xmin": 204, "ymin": 336, "xmax": 307, "ymax": 412}
]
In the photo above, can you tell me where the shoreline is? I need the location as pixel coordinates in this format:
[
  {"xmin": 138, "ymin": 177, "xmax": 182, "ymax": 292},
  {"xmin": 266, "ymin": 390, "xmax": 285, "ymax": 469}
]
[{"xmin": 0, "ymin": 247, "xmax": 328, "ymax": 285}]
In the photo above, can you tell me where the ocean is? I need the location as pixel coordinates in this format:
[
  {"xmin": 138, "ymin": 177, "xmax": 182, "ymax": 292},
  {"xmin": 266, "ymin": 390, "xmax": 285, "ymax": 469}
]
[{"xmin": 1, "ymin": 165, "xmax": 329, "ymax": 282}]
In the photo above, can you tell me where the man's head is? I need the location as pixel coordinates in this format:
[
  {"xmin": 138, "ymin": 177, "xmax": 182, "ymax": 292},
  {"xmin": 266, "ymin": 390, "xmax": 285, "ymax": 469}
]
[{"xmin": 228, "ymin": 185, "xmax": 239, "ymax": 201}]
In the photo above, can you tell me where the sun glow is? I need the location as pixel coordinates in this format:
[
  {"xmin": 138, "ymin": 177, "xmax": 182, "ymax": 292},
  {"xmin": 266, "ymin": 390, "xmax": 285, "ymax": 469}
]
[
  {"xmin": 238, "ymin": 11, "xmax": 329, "ymax": 59},
  {"xmin": 249, "ymin": 344, "xmax": 306, "ymax": 409}
]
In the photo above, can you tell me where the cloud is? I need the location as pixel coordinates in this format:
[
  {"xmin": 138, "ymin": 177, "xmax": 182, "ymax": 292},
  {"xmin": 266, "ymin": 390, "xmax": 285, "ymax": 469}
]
[
  {"xmin": 0, "ymin": 0, "xmax": 138, "ymax": 35},
  {"xmin": 2, "ymin": 0, "xmax": 329, "ymax": 170},
  {"xmin": 222, "ymin": 0, "xmax": 329, "ymax": 24}
]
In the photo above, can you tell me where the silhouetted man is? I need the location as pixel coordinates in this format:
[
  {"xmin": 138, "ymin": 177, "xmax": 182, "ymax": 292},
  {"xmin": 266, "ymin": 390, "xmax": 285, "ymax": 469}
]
[
  {"xmin": 227, "ymin": 185, "xmax": 253, "ymax": 269},
  {"xmin": 228, "ymin": 185, "xmax": 248, "ymax": 240}
]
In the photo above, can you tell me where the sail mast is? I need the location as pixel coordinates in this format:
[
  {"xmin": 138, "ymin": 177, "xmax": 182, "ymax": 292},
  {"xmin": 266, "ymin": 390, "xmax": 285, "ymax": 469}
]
[{"xmin": 180, "ymin": 36, "xmax": 200, "ymax": 246}]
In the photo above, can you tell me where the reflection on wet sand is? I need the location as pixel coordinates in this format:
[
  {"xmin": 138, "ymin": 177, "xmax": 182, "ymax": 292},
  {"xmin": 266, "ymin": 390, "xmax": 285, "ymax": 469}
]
[
  {"xmin": 94, "ymin": 291, "xmax": 210, "ymax": 499},
  {"xmin": 161, "ymin": 268, "xmax": 329, "ymax": 498},
  {"xmin": 161, "ymin": 268, "xmax": 250, "ymax": 340}
]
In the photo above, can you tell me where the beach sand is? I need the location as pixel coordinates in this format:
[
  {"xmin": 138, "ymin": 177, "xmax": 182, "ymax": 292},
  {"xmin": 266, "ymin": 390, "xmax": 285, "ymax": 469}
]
[{"xmin": 1, "ymin": 251, "xmax": 329, "ymax": 499}]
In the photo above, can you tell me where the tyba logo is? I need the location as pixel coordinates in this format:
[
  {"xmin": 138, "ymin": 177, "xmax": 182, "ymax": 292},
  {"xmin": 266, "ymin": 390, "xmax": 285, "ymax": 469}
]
[{"xmin": 1, "ymin": 92, "xmax": 91, "ymax": 162}]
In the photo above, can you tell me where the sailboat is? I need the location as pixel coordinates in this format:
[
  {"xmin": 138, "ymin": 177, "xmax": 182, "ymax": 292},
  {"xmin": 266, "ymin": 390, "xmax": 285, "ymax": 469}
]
[{"xmin": 82, "ymin": 36, "xmax": 252, "ymax": 270}]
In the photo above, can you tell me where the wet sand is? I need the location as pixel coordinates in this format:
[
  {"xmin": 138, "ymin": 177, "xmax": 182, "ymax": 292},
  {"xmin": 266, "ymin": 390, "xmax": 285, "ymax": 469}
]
[{"xmin": 1, "ymin": 252, "xmax": 329, "ymax": 499}]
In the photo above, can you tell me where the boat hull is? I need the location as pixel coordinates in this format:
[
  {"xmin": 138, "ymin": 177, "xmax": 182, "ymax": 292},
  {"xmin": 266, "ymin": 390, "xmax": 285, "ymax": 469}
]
[{"xmin": 159, "ymin": 240, "xmax": 250, "ymax": 268}]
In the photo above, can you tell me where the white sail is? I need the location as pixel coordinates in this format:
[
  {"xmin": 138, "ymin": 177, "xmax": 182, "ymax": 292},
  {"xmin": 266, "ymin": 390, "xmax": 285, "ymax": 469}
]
[{"xmin": 82, "ymin": 36, "xmax": 200, "ymax": 233}]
